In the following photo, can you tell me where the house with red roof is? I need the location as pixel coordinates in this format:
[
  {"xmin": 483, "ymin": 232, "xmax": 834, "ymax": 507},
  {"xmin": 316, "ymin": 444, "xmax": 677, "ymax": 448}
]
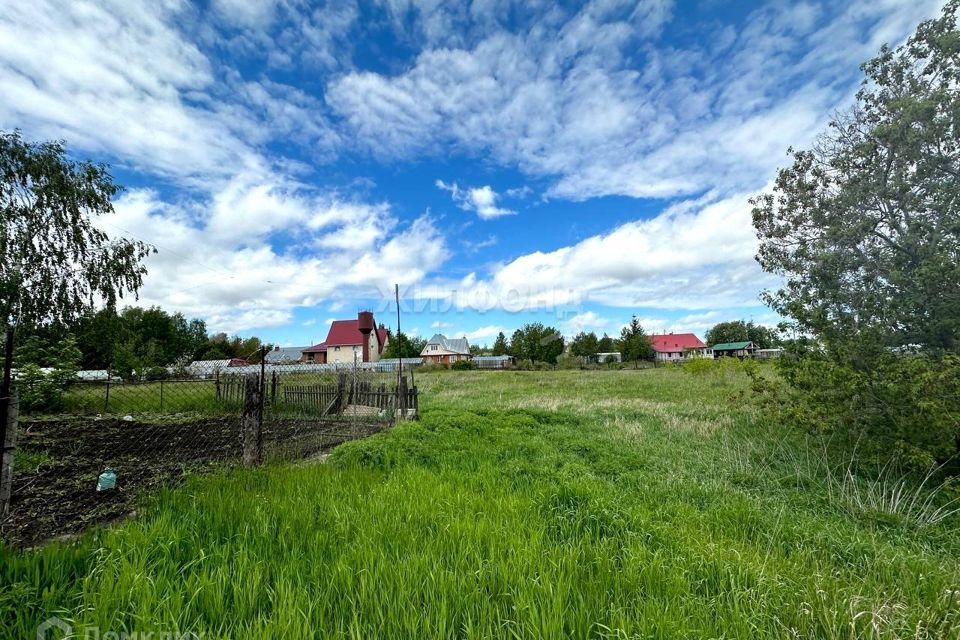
[
  {"xmin": 648, "ymin": 333, "xmax": 712, "ymax": 361},
  {"xmin": 301, "ymin": 311, "xmax": 390, "ymax": 365}
]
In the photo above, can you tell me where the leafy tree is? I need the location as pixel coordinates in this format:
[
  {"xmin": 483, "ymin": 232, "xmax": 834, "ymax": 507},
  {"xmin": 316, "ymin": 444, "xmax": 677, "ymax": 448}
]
[
  {"xmin": 1, "ymin": 131, "xmax": 151, "ymax": 421},
  {"xmin": 751, "ymin": 2, "xmax": 960, "ymax": 356},
  {"xmin": 620, "ymin": 316, "xmax": 653, "ymax": 363},
  {"xmin": 569, "ymin": 331, "xmax": 599, "ymax": 358},
  {"xmin": 382, "ymin": 332, "xmax": 427, "ymax": 359},
  {"xmin": 491, "ymin": 331, "xmax": 509, "ymax": 356},
  {"xmin": 508, "ymin": 329, "xmax": 524, "ymax": 357},
  {"xmin": 510, "ymin": 323, "xmax": 565, "ymax": 364},
  {"xmin": 705, "ymin": 320, "xmax": 779, "ymax": 349},
  {"xmin": 597, "ymin": 333, "xmax": 616, "ymax": 353},
  {"xmin": 750, "ymin": 2, "xmax": 960, "ymax": 466},
  {"xmin": 1, "ymin": 130, "xmax": 152, "ymax": 336}
]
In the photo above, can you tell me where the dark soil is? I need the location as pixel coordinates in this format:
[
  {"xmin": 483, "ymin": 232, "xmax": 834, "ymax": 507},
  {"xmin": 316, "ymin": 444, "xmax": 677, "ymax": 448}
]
[{"xmin": 2, "ymin": 416, "xmax": 390, "ymax": 548}]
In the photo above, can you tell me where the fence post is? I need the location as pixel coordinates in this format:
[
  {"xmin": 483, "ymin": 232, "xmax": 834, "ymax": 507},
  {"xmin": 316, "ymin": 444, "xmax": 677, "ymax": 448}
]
[
  {"xmin": 336, "ymin": 372, "xmax": 347, "ymax": 414},
  {"xmin": 160, "ymin": 379, "xmax": 164, "ymax": 412},
  {"xmin": 242, "ymin": 373, "xmax": 263, "ymax": 466},
  {"xmin": 215, "ymin": 370, "xmax": 221, "ymax": 401},
  {"xmin": 398, "ymin": 375, "xmax": 408, "ymax": 419},
  {"xmin": 271, "ymin": 371, "xmax": 277, "ymax": 405},
  {"xmin": 1, "ymin": 389, "xmax": 18, "ymax": 516},
  {"xmin": 104, "ymin": 379, "xmax": 111, "ymax": 412}
]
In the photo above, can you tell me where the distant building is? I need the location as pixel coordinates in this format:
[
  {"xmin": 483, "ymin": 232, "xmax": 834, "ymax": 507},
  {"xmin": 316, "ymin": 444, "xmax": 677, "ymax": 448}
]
[
  {"xmin": 754, "ymin": 348, "xmax": 783, "ymax": 360},
  {"xmin": 324, "ymin": 312, "xmax": 389, "ymax": 364},
  {"xmin": 421, "ymin": 334, "xmax": 472, "ymax": 365},
  {"xmin": 473, "ymin": 355, "xmax": 515, "ymax": 369},
  {"xmin": 265, "ymin": 312, "xmax": 390, "ymax": 365},
  {"xmin": 711, "ymin": 341, "xmax": 756, "ymax": 358},
  {"xmin": 187, "ymin": 358, "xmax": 247, "ymax": 377},
  {"xmin": 265, "ymin": 346, "xmax": 309, "ymax": 364},
  {"xmin": 594, "ymin": 352, "xmax": 622, "ymax": 363},
  {"xmin": 649, "ymin": 333, "xmax": 712, "ymax": 361}
]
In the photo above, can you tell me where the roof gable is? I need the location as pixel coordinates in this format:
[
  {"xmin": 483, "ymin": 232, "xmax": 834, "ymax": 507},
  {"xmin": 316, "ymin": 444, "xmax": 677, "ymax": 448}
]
[
  {"xmin": 423, "ymin": 334, "xmax": 471, "ymax": 355},
  {"xmin": 324, "ymin": 315, "xmax": 386, "ymax": 349}
]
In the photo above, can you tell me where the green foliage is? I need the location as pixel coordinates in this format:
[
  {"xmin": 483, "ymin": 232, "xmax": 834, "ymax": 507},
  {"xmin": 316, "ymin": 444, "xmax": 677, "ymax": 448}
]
[
  {"xmin": 756, "ymin": 353, "xmax": 960, "ymax": 470},
  {"xmin": 382, "ymin": 331, "xmax": 427, "ymax": 359},
  {"xmin": 750, "ymin": 2, "xmax": 960, "ymax": 466},
  {"xmin": 596, "ymin": 333, "xmax": 617, "ymax": 353},
  {"xmin": 569, "ymin": 331, "xmax": 599, "ymax": 358},
  {"xmin": 620, "ymin": 316, "xmax": 654, "ymax": 362},
  {"xmin": 0, "ymin": 130, "xmax": 152, "ymax": 329},
  {"xmin": 683, "ymin": 356, "xmax": 715, "ymax": 375},
  {"xmin": 450, "ymin": 359, "xmax": 474, "ymax": 370},
  {"xmin": 509, "ymin": 323, "xmax": 565, "ymax": 364},
  {"xmin": 13, "ymin": 336, "xmax": 81, "ymax": 412},
  {"xmin": 705, "ymin": 320, "xmax": 779, "ymax": 349},
  {"xmin": 751, "ymin": 3, "xmax": 960, "ymax": 354},
  {"xmin": 491, "ymin": 331, "xmax": 509, "ymax": 356}
]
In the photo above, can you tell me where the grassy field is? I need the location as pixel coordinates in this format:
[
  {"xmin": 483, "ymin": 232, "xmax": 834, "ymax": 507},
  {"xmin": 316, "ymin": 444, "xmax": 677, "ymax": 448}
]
[{"xmin": 4, "ymin": 366, "xmax": 960, "ymax": 638}]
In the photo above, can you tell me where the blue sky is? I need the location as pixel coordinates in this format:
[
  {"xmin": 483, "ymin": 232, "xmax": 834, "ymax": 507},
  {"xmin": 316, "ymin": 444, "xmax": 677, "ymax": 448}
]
[{"xmin": 0, "ymin": 0, "xmax": 945, "ymax": 346}]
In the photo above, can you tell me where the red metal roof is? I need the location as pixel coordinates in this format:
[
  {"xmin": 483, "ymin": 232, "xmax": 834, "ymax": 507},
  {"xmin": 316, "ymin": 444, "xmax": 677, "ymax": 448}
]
[
  {"xmin": 649, "ymin": 333, "xmax": 706, "ymax": 353},
  {"xmin": 325, "ymin": 316, "xmax": 386, "ymax": 349},
  {"xmin": 301, "ymin": 342, "xmax": 327, "ymax": 353}
]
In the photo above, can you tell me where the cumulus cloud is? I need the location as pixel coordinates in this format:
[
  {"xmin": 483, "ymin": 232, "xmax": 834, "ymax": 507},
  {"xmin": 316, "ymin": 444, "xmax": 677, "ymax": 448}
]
[
  {"xmin": 101, "ymin": 186, "xmax": 448, "ymax": 333},
  {"xmin": 435, "ymin": 180, "xmax": 516, "ymax": 219},
  {"xmin": 406, "ymin": 189, "xmax": 781, "ymax": 312}
]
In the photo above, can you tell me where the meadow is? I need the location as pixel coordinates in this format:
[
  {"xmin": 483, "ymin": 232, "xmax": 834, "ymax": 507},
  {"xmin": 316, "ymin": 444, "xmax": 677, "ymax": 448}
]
[{"xmin": 3, "ymin": 365, "xmax": 960, "ymax": 638}]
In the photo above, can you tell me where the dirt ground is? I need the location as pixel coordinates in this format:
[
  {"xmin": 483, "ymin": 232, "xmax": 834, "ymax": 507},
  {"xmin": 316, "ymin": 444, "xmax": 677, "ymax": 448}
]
[{"xmin": 2, "ymin": 416, "xmax": 389, "ymax": 548}]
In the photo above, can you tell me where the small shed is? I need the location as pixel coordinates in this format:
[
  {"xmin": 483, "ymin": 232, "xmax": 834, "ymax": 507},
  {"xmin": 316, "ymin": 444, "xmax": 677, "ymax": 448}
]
[{"xmin": 711, "ymin": 341, "xmax": 756, "ymax": 358}]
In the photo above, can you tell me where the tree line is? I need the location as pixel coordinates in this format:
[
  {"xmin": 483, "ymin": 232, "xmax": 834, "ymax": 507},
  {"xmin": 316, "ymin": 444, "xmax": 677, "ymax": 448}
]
[{"xmin": 14, "ymin": 306, "xmax": 270, "ymax": 379}]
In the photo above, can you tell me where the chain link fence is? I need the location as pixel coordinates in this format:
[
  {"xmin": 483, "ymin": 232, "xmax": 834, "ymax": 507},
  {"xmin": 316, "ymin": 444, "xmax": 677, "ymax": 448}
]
[{"xmin": 1, "ymin": 349, "xmax": 418, "ymax": 548}]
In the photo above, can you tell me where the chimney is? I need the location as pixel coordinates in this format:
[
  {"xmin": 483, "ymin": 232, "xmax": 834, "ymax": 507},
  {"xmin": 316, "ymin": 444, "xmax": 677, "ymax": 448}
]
[
  {"xmin": 357, "ymin": 311, "xmax": 374, "ymax": 362},
  {"xmin": 274, "ymin": 345, "xmax": 280, "ymax": 351}
]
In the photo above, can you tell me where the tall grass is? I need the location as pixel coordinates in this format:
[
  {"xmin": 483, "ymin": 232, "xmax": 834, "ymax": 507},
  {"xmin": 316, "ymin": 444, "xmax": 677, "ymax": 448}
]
[{"xmin": 3, "ymin": 368, "xmax": 959, "ymax": 638}]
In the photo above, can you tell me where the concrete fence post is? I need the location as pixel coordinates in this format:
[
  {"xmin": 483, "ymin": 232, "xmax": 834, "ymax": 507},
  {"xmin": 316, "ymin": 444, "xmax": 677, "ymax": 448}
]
[{"xmin": 1, "ymin": 389, "xmax": 19, "ymax": 516}]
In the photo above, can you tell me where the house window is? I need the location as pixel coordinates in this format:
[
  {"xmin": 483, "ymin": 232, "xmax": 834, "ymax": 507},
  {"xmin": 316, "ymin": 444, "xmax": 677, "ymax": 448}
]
[
  {"xmin": 334, "ymin": 346, "xmax": 340, "ymax": 352},
  {"xmin": 431, "ymin": 345, "xmax": 438, "ymax": 351}
]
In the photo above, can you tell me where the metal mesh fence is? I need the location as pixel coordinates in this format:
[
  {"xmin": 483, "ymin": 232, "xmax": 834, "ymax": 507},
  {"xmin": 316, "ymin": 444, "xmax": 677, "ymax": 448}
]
[{"xmin": 1, "ymin": 350, "xmax": 418, "ymax": 548}]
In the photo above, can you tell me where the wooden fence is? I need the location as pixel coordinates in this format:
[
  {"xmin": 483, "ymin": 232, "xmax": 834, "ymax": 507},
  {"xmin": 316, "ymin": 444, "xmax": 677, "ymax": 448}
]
[{"xmin": 217, "ymin": 372, "xmax": 418, "ymax": 417}]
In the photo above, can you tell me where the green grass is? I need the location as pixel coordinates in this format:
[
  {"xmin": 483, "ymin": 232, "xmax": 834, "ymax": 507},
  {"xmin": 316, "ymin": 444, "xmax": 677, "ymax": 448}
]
[{"xmin": 4, "ymin": 368, "xmax": 960, "ymax": 638}]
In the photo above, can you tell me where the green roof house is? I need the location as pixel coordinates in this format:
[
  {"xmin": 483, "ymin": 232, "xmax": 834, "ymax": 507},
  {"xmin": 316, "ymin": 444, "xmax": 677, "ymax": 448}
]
[{"xmin": 710, "ymin": 341, "xmax": 756, "ymax": 358}]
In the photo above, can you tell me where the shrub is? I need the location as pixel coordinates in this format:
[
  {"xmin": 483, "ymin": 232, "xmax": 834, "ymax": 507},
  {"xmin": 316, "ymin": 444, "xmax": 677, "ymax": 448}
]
[
  {"xmin": 683, "ymin": 357, "xmax": 714, "ymax": 375},
  {"xmin": 15, "ymin": 364, "xmax": 74, "ymax": 413},
  {"xmin": 450, "ymin": 360, "xmax": 474, "ymax": 371},
  {"xmin": 145, "ymin": 366, "xmax": 169, "ymax": 381},
  {"xmin": 752, "ymin": 353, "xmax": 960, "ymax": 471}
]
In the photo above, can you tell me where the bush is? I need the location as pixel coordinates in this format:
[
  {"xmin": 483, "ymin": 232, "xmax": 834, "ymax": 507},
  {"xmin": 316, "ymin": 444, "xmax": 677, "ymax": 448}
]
[
  {"xmin": 752, "ymin": 353, "xmax": 960, "ymax": 471},
  {"xmin": 683, "ymin": 357, "xmax": 714, "ymax": 375},
  {"xmin": 15, "ymin": 364, "xmax": 74, "ymax": 413},
  {"xmin": 145, "ymin": 366, "xmax": 169, "ymax": 381},
  {"xmin": 450, "ymin": 360, "xmax": 474, "ymax": 371}
]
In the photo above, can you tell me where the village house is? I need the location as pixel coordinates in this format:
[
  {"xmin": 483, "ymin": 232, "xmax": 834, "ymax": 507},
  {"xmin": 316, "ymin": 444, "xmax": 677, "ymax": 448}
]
[
  {"xmin": 264, "ymin": 311, "xmax": 390, "ymax": 365},
  {"xmin": 421, "ymin": 334, "xmax": 472, "ymax": 365},
  {"xmin": 649, "ymin": 333, "xmax": 713, "ymax": 361}
]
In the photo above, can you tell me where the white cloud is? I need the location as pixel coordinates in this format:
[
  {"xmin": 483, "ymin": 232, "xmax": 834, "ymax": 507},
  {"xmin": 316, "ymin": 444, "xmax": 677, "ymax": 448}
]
[
  {"xmin": 407, "ymin": 189, "xmax": 781, "ymax": 312},
  {"xmin": 328, "ymin": 1, "xmax": 943, "ymax": 201},
  {"xmin": 0, "ymin": 0, "xmax": 337, "ymax": 186},
  {"xmin": 463, "ymin": 325, "xmax": 507, "ymax": 343},
  {"xmin": 436, "ymin": 180, "xmax": 516, "ymax": 219},
  {"xmin": 101, "ymin": 187, "xmax": 448, "ymax": 333},
  {"xmin": 430, "ymin": 321, "xmax": 453, "ymax": 329},
  {"xmin": 562, "ymin": 311, "xmax": 610, "ymax": 336}
]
